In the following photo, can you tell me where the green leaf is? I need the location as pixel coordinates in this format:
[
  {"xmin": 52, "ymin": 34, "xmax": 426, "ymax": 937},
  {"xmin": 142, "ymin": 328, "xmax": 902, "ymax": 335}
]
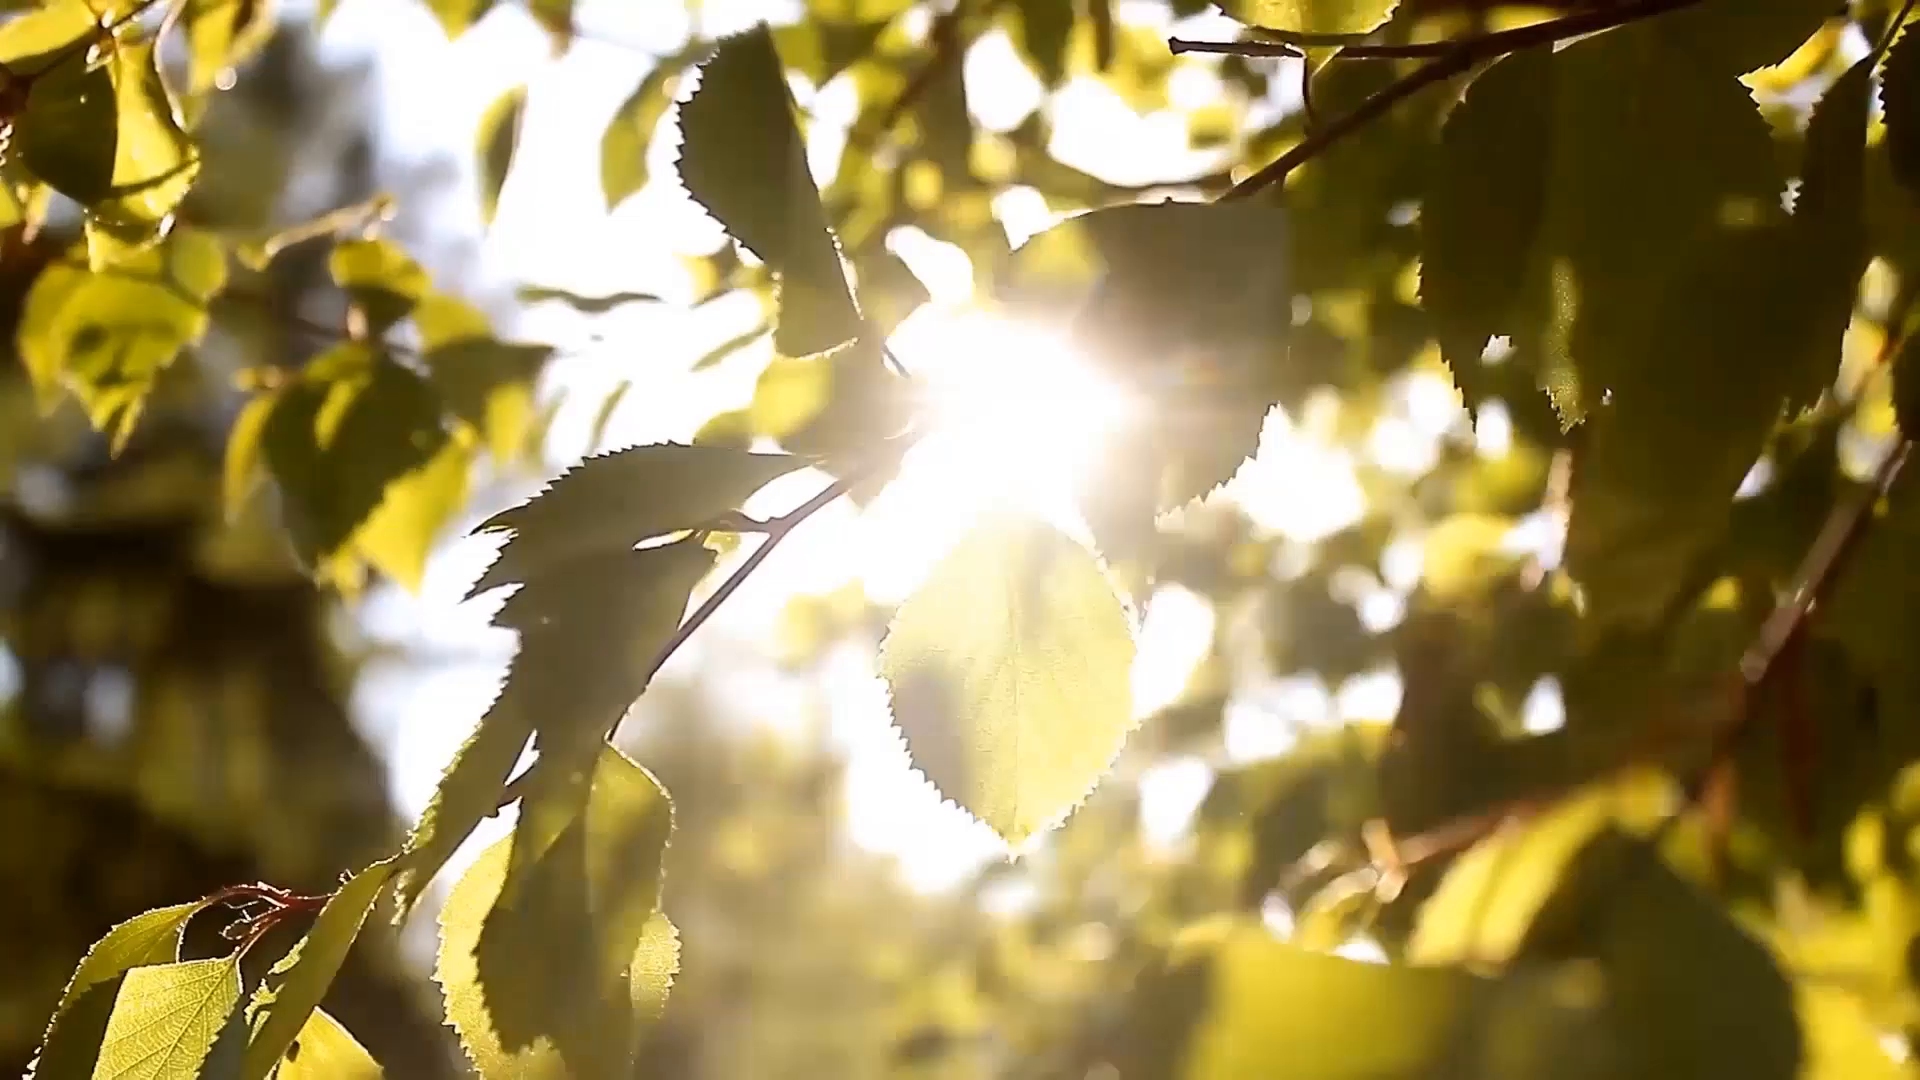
[
  {"xmin": 420, "ymin": 334, "xmax": 550, "ymax": 464},
  {"xmin": 1012, "ymin": 0, "xmax": 1075, "ymax": 87},
  {"xmin": 467, "ymin": 442, "xmax": 805, "ymax": 598},
  {"xmin": 182, "ymin": 0, "xmax": 276, "ymax": 95},
  {"xmin": 0, "ymin": 0, "xmax": 95, "ymax": 78},
  {"xmin": 262, "ymin": 343, "xmax": 450, "ymax": 566},
  {"xmin": 676, "ymin": 23, "xmax": 864, "ymax": 357},
  {"xmin": 880, "ymin": 513, "xmax": 1137, "ymax": 843},
  {"xmin": 223, "ymin": 392, "xmax": 277, "ymax": 520},
  {"xmin": 442, "ymin": 746, "xmax": 678, "ymax": 1075},
  {"xmin": 439, "ymin": 836, "xmax": 680, "ymax": 1080},
  {"xmin": 352, "ymin": 436, "xmax": 470, "ymax": 592},
  {"xmin": 328, "ymin": 237, "xmax": 429, "ymax": 334},
  {"xmin": 396, "ymin": 535, "xmax": 712, "ymax": 915},
  {"xmin": 853, "ymin": 250, "xmax": 930, "ymax": 335},
  {"xmin": 1047, "ymin": 199, "xmax": 1291, "ymax": 561},
  {"xmin": 425, "ymin": 0, "xmax": 494, "ymax": 37},
  {"xmin": 17, "ymin": 229, "xmax": 228, "ymax": 447},
  {"xmin": 272, "ymin": 1010, "xmax": 382, "ymax": 1080},
  {"xmin": 32, "ymin": 901, "xmax": 209, "ymax": 1080},
  {"xmin": 1215, "ymin": 0, "xmax": 1396, "ymax": 35},
  {"xmin": 1882, "ymin": 20, "xmax": 1920, "ymax": 201},
  {"xmin": 476, "ymin": 86, "xmax": 526, "ymax": 225},
  {"xmin": 599, "ymin": 49, "xmax": 697, "ymax": 209},
  {"xmin": 516, "ymin": 285, "xmax": 664, "ymax": 313},
  {"xmin": 241, "ymin": 859, "xmax": 398, "ymax": 1080},
  {"xmin": 772, "ymin": 19, "xmax": 890, "ymax": 85},
  {"xmin": 1420, "ymin": 48, "xmax": 1552, "ymax": 408},
  {"xmin": 91, "ymin": 957, "xmax": 246, "ymax": 1080},
  {"xmin": 1657, "ymin": 0, "xmax": 1838, "ymax": 77}
]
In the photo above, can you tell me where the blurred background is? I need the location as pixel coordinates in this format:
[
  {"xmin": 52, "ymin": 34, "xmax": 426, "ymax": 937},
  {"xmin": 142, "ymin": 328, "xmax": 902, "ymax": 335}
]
[{"xmin": 3, "ymin": 0, "xmax": 1915, "ymax": 1075}]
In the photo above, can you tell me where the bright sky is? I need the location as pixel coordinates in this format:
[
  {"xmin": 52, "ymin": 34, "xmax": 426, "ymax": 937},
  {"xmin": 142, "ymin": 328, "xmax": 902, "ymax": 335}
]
[{"xmin": 297, "ymin": 0, "xmax": 1540, "ymax": 901}]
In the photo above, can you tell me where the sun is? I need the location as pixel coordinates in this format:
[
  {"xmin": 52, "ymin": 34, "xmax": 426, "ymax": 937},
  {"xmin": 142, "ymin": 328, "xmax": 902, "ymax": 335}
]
[{"xmin": 844, "ymin": 308, "xmax": 1139, "ymax": 601}]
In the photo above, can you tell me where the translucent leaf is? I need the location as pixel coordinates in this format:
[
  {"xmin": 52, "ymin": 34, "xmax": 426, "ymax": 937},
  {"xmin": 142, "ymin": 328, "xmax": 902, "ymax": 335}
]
[
  {"xmin": 420, "ymin": 335, "xmax": 551, "ymax": 464},
  {"xmin": 223, "ymin": 392, "xmax": 277, "ymax": 520},
  {"xmin": 16, "ymin": 229, "xmax": 228, "ymax": 447},
  {"xmin": 272, "ymin": 1010, "xmax": 383, "ymax": 1080},
  {"xmin": 352, "ymin": 436, "xmax": 470, "ymax": 592},
  {"xmin": 467, "ymin": 442, "xmax": 805, "ymax": 598},
  {"xmin": 676, "ymin": 23, "xmax": 863, "ymax": 357},
  {"xmin": 91, "ymin": 957, "xmax": 245, "ymax": 1080},
  {"xmin": 240, "ymin": 859, "xmax": 397, "ymax": 1080},
  {"xmin": 0, "ymin": 0, "xmax": 95, "ymax": 78},
  {"xmin": 395, "ymin": 538, "xmax": 712, "ymax": 914},
  {"xmin": 880, "ymin": 514, "xmax": 1137, "ymax": 843},
  {"xmin": 31, "ymin": 901, "xmax": 208, "ymax": 1080},
  {"xmin": 261, "ymin": 343, "xmax": 450, "ymax": 566},
  {"xmin": 599, "ymin": 49, "xmax": 697, "ymax": 209},
  {"xmin": 182, "ymin": 0, "xmax": 276, "ymax": 95},
  {"xmin": 426, "ymin": 0, "xmax": 495, "ymax": 37},
  {"xmin": 328, "ymin": 237, "xmax": 429, "ymax": 335},
  {"xmin": 1419, "ymin": 49, "xmax": 1552, "ymax": 408},
  {"xmin": 438, "ymin": 834, "xmax": 680, "ymax": 1079},
  {"xmin": 516, "ymin": 285, "xmax": 664, "ymax": 313},
  {"xmin": 433, "ymin": 746, "xmax": 678, "ymax": 1076},
  {"xmin": 476, "ymin": 85, "xmax": 525, "ymax": 225},
  {"xmin": 1215, "ymin": 0, "xmax": 1396, "ymax": 35}
]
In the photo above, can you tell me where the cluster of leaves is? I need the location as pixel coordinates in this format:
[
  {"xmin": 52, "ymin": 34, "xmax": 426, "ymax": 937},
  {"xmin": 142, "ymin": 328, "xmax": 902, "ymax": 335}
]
[{"xmin": 36, "ymin": 0, "xmax": 1920, "ymax": 1076}]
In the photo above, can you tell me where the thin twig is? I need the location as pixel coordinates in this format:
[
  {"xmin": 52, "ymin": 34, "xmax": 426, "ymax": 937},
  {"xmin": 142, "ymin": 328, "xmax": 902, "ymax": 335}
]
[{"xmin": 1221, "ymin": 0, "xmax": 1704, "ymax": 200}]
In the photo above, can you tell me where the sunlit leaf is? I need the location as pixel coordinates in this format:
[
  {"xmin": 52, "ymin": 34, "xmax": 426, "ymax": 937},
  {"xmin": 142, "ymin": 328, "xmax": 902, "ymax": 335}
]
[
  {"xmin": 476, "ymin": 85, "xmax": 526, "ymax": 225},
  {"xmin": 600, "ymin": 48, "xmax": 699, "ymax": 209},
  {"xmin": 240, "ymin": 859, "xmax": 397, "ymax": 1080},
  {"xmin": 435, "ymin": 746, "xmax": 678, "ymax": 1076},
  {"xmin": 17, "ymin": 229, "xmax": 228, "ymax": 447},
  {"xmin": 182, "ymin": 0, "xmax": 276, "ymax": 95},
  {"xmin": 272, "ymin": 1010, "xmax": 383, "ymax": 1080},
  {"xmin": 676, "ymin": 23, "xmax": 863, "ymax": 357},
  {"xmin": 31, "ymin": 901, "xmax": 208, "ymax": 1080},
  {"xmin": 352, "ymin": 435, "xmax": 470, "ymax": 592},
  {"xmin": 91, "ymin": 957, "xmax": 245, "ymax": 1080},
  {"xmin": 426, "ymin": 0, "xmax": 494, "ymax": 37},
  {"xmin": 881, "ymin": 514, "xmax": 1137, "ymax": 843},
  {"xmin": 1215, "ymin": 0, "xmax": 1396, "ymax": 35},
  {"xmin": 328, "ymin": 237, "xmax": 429, "ymax": 334},
  {"xmin": 468, "ymin": 442, "xmax": 804, "ymax": 598}
]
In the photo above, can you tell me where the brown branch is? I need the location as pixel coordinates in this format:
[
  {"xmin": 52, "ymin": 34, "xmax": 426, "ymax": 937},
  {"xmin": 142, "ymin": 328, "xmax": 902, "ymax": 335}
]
[{"xmin": 1219, "ymin": 0, "xmax": 1704, "ymax": 200}]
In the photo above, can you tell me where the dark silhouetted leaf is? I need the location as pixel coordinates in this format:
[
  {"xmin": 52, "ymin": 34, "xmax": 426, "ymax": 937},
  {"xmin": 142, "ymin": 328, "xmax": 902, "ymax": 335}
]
[
  {"xmin": 1882, "ymin": 21, "xmax": 1920, "ymax": 200},
  {"xmin": 881, "ymin": 514, "xmax": 1136, "ymax": 843},
  {"xmin": 676, "ymin": 24, "xmax": 863, "ymax": 357}
]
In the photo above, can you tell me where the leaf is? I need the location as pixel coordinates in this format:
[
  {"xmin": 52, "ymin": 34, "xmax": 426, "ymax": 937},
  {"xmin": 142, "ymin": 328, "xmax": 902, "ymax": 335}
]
[
  {"xmin": 17, "ymin": 32, "xmax": 202, "ymax": 262},
  {"xmin": 438, "ymin": 746, "xmax": 678, "ymax": 1076},
  {"xmin": 439, "ymin": 835, "xmax": 680, "ymax": 1079},
  {"xmin": 1420, "ymin": 48, "xmax": 1552, "ymax": 408},
  {"xmin": 1013, "ymin": 0, "xmax": 1075, "ymax": 87},
  {"xmin": 476, "ymin": 86, "xmax": 526, "ymax": 225},
  {"xmin": 1049, "ymin": 199, "xmax": 1291, "ymax": 560},
  {"xmin": 223, "ymin": 392, "xmax": 277, "ymax": 520},
  {"xmin": 328, "ymin": 237, "xmax": 429, "ymax": 335},
  {"xmin": 880, "ymin": 513, "xmax": 1137, "ymax": 843},
  {"xmin": 1657, "ymin": 0, "xmax": 1840, "ymax": 77},
  {"xmin": 32, "ymin": 901, "xmax": 208, "ymax": 1080},
  {"xmin": 853, "ymin": 250, "xmax": 930, "ymax": 335},
  {"xmin": 676, "ymin": 23, "xmax": 864, "ymax": 357},
  {"xmin": 352, "ymin": 436, "xmax": 470, "ymax": 592},
  {"xmin": 240, "ymin": 861, "xmax": 397, "ymax": 1080},
  {"xmin": 262, "ymin": 343, "xmax": 450, "ymax": 566},
  {"xmin": 1882, "ymin": 19, "xmax": 1920, "ymax": 201},
  {"xmin": 516, "ymin": 285, "xmax": 664, "ymax": 313},
  {"xmin": 426, "ymin": 0, "xmax": 494, "ymax": 37},
  {"xmin": 272, "ymin": 1010, "xmax": 383, "ymax": 1080},
  {"xmin": 421, "ymin": 335, "xmax": 551, "ymax": 464},
  {"xmin": 182, "ymin": 0, "xmax": 276, "ymax": 95},
  {"xmin": 527, "ymin": 0, "xmax": 571, "ymax": 41},
  {"xmin": 395, "ymin": 536, "xmax": 712, "ymax": 915},
  {"xmin": 467, "ymin": 442, "xmax": 805, "ymax": 599},
  {"xmin": 1215, "ymin": 0, "xmax": 1396, "ymax": 35},
  {"xmin": 91, "ymin": 957, "xmax": 245, "ymax": 1080},
  {"xmin": 17, "ymin": 229, "xmax": 228, "ymax": 447},
  {"xmin": 600, "ymin": 49, "xmax": 697, "ymax": 209}
]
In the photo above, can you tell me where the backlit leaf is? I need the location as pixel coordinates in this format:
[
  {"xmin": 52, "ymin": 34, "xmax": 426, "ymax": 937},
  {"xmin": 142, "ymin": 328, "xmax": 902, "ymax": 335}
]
[
  {"xmin": 426, "ymin": 0, "xmax": 494, "ymax": 38},
  {"xmin": 352, "ymin": 436, "xmax": 470, "ymax": 592},
  {"xmin": 31, "ymin": 901, "xmax": 208, "ymax": 1080},
  {"xmin": 880, "ymin": 513, "xmax": 1137, "ymax": 843},
  {"xmin": 1881, "ymin": 19, "xmax": 1920, "ymax": 200},
  {"xmin": 1216, "ymin": 0, "xmax": 1396, "ymax": 35},
  {"xmin": 182, "ymin": 0, "xmax": 276, "ymax": 95},
  {"xmin": 91, "ymin": 957, "xmax": 245, "ymax": 1080},
  {"xmin": 328, "ymin": 237, "xmax": 429, "ymax": 334},
  {"xmin": 240, "ymin": 859, "xmax": 396, "ymax": 1080},
  {"xmin": 273, "ymin": 1010, "xmax": 383, "ymax": 1080},
  {"xmin": 468, "ymin": 442, "xmax": 804, "ymax": 598},
  {"xmin": 600, "ymin": 49, "xmax": 698, "ymax": 209},
  {"xmin": 421, "ymin": 335, "xmax": 551, "ymax": 464},
  {"xmin": 676, "ymin": 23, "xmax": 863, "ymax": 357},
  {"xmin": 476, "ymin": 85, "xmax": 525, "ymax": 225}
]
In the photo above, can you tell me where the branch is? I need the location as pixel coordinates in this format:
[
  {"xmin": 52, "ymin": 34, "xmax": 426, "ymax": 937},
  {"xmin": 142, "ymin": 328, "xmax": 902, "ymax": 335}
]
[{"xmin": 1218, "ymin": 0, "xmax": 1704, "ymax": 200}]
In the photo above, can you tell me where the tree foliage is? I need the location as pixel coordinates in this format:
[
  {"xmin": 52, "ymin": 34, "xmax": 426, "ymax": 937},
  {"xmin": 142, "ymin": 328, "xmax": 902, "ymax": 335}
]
[{"xmin": 13, "ymin": 0, "xmax": 1920, "ymax": 1076}]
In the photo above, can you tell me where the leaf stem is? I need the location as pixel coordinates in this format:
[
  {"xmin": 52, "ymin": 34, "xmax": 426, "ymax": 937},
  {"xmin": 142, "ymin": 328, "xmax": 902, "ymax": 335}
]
[{"xmin": 1219, "ymin": 0, "xmax": 1705, "ymax": 200}]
